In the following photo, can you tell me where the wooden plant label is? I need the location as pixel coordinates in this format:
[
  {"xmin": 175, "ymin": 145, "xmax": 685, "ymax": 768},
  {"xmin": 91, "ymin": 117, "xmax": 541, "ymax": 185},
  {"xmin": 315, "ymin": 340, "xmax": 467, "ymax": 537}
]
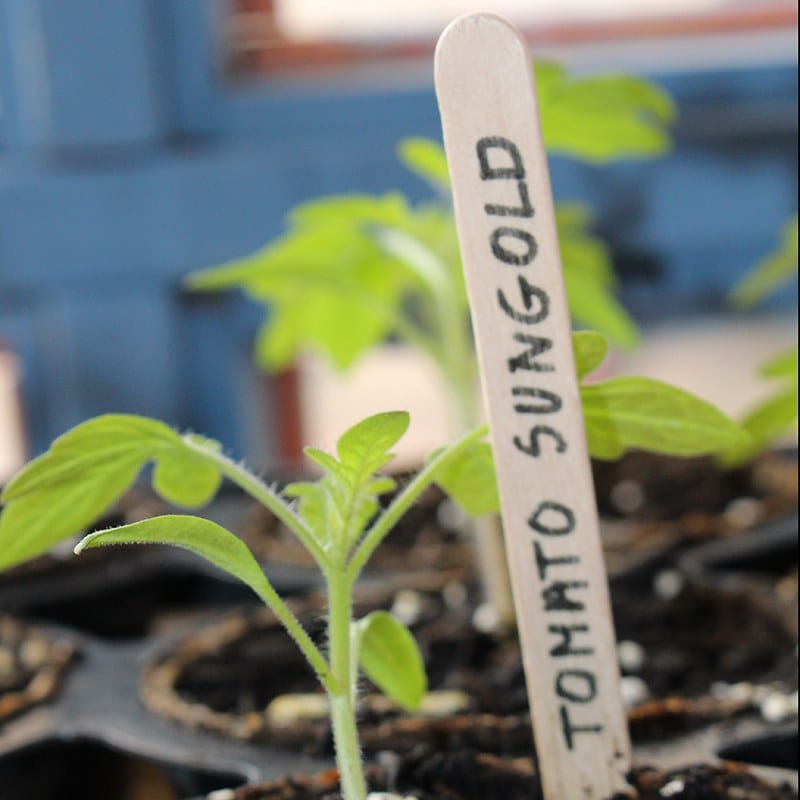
[{"xmin": 435, "ymin": 14, "xmax": 631, "ymax": 799}]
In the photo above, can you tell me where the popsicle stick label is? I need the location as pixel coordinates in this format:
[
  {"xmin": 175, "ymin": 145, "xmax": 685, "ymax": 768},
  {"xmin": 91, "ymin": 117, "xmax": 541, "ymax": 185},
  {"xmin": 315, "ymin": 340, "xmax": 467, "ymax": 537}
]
[{"xmin": 435, "ymin": 14, "xmax": 631, "ymax": 800}]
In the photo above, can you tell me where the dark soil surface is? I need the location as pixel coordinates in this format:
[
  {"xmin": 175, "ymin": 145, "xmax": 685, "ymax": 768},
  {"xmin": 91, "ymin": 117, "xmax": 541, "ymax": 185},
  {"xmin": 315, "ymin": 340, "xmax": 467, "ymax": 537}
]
[
  {"xmin": 225, "ymin": 751, "xmax": 798, "ymax": 799},
  {"xmin": 610, "ymin": 580, "xmax": 794, "ymax": 701},
  {"xmin": 591, "ymin": 450, "xmax": 797, "ymax": 526},
  {"xmin": 143, "ymin": 564, "xmax": 796, "ymax": 753}
]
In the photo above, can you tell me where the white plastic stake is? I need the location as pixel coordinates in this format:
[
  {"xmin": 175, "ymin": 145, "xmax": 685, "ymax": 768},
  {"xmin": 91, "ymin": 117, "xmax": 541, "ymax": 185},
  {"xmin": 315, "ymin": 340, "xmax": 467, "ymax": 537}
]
[{"xmin": 435, "ymin": 14, "xmax": 632, "ymax": 799}]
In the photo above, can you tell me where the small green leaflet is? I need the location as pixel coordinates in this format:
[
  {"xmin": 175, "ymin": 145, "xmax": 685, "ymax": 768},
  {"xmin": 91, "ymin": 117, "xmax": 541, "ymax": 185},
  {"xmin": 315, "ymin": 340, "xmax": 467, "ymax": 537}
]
[
  {"xmin": 535, "ymin": 61, "xmax": 675, "ymax": 163},
  {"xmin": 0, "ymin": 415, "xmax": 222, "ymax": 571},
  {"xmin": 762, "ymin": 346, "xmax": 799, "ymax": 380},
  {"xmin": 720, "ymin": 347, "xmax": 798, "ymax": 467},
  {"xmin": 729, "ymin": 216, "xmax": 798, "ymax": 309},
  {"xmin": 354, "ymin": 611, "xmax": 427, "ymax": 711},
  {"xmin": 75, "ymin": 515, "xmax": 272, "ymax": 601},
  {"xmin": 433, "ymin": 441, "xmax": 500, "ymax": 517},
  {"xmin": 573, "ymin": 331, "xmax": 609, "ymax": 380},
  {"xmin": 285, "ymin": 412, "xmax": 409, "ymax": 554},
  {"xmin": 336, "ymin": 411, "xmax": 410, "ymax": 464},
  {"xmin": 581, "ymin": 377, "xmax": 750, "ymax": 460}
]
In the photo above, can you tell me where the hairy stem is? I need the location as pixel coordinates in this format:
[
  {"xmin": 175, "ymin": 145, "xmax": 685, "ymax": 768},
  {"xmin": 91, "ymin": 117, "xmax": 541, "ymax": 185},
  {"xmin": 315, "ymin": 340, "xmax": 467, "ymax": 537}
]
[
  {"xmin": 327, "ymin": 570, "xmax": 367, "ymax": 800},
  {"xmin": 251, "ymin": 576, "xmax": 336, "ymax": 696},
  {"xmin": 183, "ymin": 438, "xmax": 329, "ymax": 569}
]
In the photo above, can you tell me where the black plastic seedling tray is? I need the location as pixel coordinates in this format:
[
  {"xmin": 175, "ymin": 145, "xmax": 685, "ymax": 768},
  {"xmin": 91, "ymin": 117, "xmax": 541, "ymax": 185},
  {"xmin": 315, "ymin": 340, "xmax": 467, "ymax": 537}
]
[{"xmin": 0, "ymin": 621, "xmax": 330, "ymax": 799}]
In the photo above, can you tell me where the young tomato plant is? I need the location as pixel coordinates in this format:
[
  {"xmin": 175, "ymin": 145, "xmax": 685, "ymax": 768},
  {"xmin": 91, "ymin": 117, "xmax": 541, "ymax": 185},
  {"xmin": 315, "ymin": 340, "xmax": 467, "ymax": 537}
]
[
  {"xmin": 0, "ymin": 335, "xmax": 748, "ymax": 797},
  {"xmin": 723, "ymin": 215, "xmax": 798, "ymax": 466},
  {"xmin": 186, "ymin": 61, "xmax": 677, "ymax": 432},
  {"xmin": 0, "ymin": 410, "xmax": 488, "ymax": 800}
]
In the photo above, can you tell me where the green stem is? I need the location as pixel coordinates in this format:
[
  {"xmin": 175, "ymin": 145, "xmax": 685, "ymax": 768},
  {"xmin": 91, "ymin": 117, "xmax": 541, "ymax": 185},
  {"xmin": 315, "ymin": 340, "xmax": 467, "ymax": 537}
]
[
  {"xmin": 327, "ymin": 571, "xmax": 367, "ymax": 800},
  {"xmin": 183, "ymin": 438, "xmax": 329, "ymax": 569},
  {"xmin": 251, "ymin": 576, "xmax": 336, "ymax": 696},
  {"xmin": 347, "ymin": 423, "xmax": 489, "ymax": 582}
]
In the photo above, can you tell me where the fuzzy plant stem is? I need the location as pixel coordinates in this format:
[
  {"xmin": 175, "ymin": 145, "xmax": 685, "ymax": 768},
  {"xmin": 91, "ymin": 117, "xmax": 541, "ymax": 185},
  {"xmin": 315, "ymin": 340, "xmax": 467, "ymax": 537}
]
[
  {"xmin": 182, "ymin": 436, "xmax": 329, "ymax": 569},
  {"xmin": 327, "ymin": 570, "xmax": 367, "ymax": 800}
]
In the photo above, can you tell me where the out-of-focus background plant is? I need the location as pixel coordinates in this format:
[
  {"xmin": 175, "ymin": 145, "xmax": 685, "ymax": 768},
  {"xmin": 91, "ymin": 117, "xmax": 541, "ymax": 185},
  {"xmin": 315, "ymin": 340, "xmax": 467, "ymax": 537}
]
[
  {"xmin": 186, "ymin": 56, "xmax": 677, "ymax": 433},
  {"xmin": 722, "ymin": 215, "xmax": 798, "ymax": 466}
]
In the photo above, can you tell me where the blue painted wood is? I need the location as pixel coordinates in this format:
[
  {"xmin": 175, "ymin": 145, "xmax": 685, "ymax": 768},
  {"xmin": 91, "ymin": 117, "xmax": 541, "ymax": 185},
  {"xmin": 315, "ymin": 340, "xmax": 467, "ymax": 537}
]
[
  {"xmin": 0, "ymin": 0, "xmax": 165, "ymax": 151},
  {"xmin": 0, "ymin": 1, "xmax": 796, "ymax": 463},
  {"xmin": 0, "ymin": 0, "xmax": 48, "ymax": 148}
]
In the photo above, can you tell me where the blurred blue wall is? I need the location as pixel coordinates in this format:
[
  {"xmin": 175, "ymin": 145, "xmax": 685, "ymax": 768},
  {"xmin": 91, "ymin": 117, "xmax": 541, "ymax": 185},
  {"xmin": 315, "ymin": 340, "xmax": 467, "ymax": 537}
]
[{"xmin": 0, "ymin": 1, "xmax": 797, "ymax": 461}]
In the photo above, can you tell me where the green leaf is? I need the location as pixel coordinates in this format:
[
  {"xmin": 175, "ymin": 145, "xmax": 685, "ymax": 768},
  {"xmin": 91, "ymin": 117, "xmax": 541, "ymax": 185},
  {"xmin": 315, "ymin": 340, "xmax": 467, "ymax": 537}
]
[
  {"xmin": 188, "ymin": 196, "xmax": 426, "ymax": 372},
  {"xmin": 397, "ymin": 137, "xmax": 451, "ymax": 193},
  {"xmin": 720, "ymin": 389, "xmax": 798, "ymax": 468},
  {"xmin": 251, "ymin": 279, "xmax": 393, "ymax": 371},
  {"xmin": 729, "ymin": 216, "xmax": 798, "ymax": 309},
  {"xmin": 761, "ymin": 346, "xmax": 799, "ymax": 380},
  {"xmin": 433, "ymin": 442, "xmax": 499, "ymax": 517},
  {"xmin": 557, "ymin": 204, "xmax": 617, "ymax": 289},
  {"xmin": 573, "ymin": 331, "xmax": 609, "ymax": 380},
  {"xmin": 336, "ymin": 411, "xmax": 410, "ymax": 469},
  {"xmin": 230, "ymin": 238, "xmax": 403, "ymax": 370},
  {"xmin": 744, "ymin": 388, "xmax": 798, "ymax": 442},
  {"xmin": 289, "ymin": 193, "xmax": 411, "ymax": 231},
  {"xmin": 75, "ymin": 515, "xmax": 272, "ymax": 601},
  {"xmin": 286, "ymin": 412, "xmax": 409, "ymax": 554},
  {"xmin": 153, "ymin": 453, "xmax": 222, "ymax": 508},
  {"xmin": 0, "ymin": 415, "xmax": 223, "ymax": 571},
  {"xmin": 720, "ymin": 347, "xmax": 799, "ymax": 467},
  {"xmin": 282, "ymin": 481, "xmax": 328, "ymax": 542},
  {"xmin": 536, "ymin": 61, "xmax": 675, "ymax": 163},
  {"xmin": 581, "ymin": 377, "xmax": 750, "ymax": 460},
  {"xmin": 355, "ymin": 611, "xmax": 427, "ymax": 711}
]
